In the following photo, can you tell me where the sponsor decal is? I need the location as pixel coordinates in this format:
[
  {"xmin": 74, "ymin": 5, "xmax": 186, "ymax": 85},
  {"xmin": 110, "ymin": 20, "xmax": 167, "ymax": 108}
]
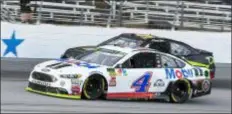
[
  {"xmin": 107, "ymin": 68, "xmax": 127, "ymax": 77},
  {"xmin": 193, "ymin": 67, "xmax": 203, "ymax": 76},
  {"xmin": 107, "ymin": 68, "xmax": 117, "ymax": 77},
  {"xmin": 193, "ymin": 67, "xmax": 209, "ymax": 78},
  {"xmin": 204, "ymin": 70, "xmax": 209, "ymax": 77},
  {"xmin": 109, "ymin": 77, "xmax": 116, "ymax": 87},
  {"xmin": 77, "ymin": 62, "xmax": 99, "ymax": 68},
  {"xmin": 71, "ymin": 85, "xmax": 80, "ymax": 95},
  {"xmin": 60, "ymin": 74, "xmax": 82, "ymax": 78},
  {"xmin": 202, "ymin": 80, "xmax": 210, "ymax": 92},
  {"xmin": 71, "ymin": 79, "xmax": 83, "ymax": 86},
  {"xmin": 137, "ymin": 34, "xmax": 153, "ymax": 39},
  {"xmin": 31, "ymin": 80, "xmax": 51, "ymax": 86},
  {"xmin": 151, "ymin": 39, "xmax": 165, "ymax": 42},
  {"xmin": 206, "ymin": 56, "xmax": 214, "ymax": 65},
  {"xmin": 165, "ymin": 68, "xmax": 209, "ymax": 79},
  {"xmin": 165, "ymin": 68, "xmax": 193, "ymax": 79},
  {"xmin": 153, "ymin": 79, "xmax": 165, "ymax": 87},
  {"xmin": 122, "ymin": 69, "xmax": 128, "ymax": 76}
]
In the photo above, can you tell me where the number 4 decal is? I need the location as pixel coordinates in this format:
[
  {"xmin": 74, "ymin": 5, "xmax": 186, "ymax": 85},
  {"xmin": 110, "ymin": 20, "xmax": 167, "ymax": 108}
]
[{"xmin": 131, "ymin": 72, "xmax": 153, "ymax": 92}]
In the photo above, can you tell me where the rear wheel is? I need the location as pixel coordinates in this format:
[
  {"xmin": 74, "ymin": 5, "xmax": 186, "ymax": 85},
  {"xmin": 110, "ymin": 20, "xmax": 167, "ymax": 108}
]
[
  {"xmin": 169, "ymin": 79, "xmax": 191, "ymax": 103},
  {"xmin": 82, "ymin": 76, "xmax": 105, "ymax": 100}
]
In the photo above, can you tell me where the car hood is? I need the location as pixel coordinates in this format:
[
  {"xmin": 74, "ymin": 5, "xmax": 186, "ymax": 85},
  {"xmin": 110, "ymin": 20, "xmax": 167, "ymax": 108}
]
[{"xmin": 34, "ymin": 59, "xmax": 106, "ymax": 75}]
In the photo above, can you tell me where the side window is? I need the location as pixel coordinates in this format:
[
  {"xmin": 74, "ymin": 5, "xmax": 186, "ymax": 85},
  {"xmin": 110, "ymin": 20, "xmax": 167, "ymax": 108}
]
[
  {"xmin": 161, "ymin": 55, "xmax": 178, "ymax": 68},
  {"xmin": 121, "ymin": 59, "xmax": 132, "ymax": 68},
  {"xmin": 175, "ymin": 59, "xmax": 186, "ymax": 68},
  {"xmin": 122, "ymin": 52, "xmax": 158, "ymax": 68},
  {"xmin": 160, "ymin": 54, "xmax": 186, "ymax": 68},
  {"xmin": 170, "ymin": 42, "xmax": 191, "ymax": 56}
]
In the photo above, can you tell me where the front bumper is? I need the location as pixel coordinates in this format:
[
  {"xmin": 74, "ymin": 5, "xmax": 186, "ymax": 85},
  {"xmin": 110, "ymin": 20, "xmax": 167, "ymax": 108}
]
[{"xmin": 26, "ymin": 82, "xmax": 81, "ymax": 99}]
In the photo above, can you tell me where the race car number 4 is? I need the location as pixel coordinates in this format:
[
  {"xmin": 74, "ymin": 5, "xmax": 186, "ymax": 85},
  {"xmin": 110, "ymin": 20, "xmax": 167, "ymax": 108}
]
[{"xmin": 31, "ymin": 80, "xmax": 51, "ymax": 86}]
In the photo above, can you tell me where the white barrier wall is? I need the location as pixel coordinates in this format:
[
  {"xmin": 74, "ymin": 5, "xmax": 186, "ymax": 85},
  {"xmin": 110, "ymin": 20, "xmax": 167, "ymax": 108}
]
[{"xmin": 1, "ymin": 21, "xmax": 231, "ymax": 63}]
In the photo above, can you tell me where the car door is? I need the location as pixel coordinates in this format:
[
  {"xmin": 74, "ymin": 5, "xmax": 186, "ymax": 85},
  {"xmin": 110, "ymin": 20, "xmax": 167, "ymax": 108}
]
[{"xmin": 107, "ymin": 52, "xmax": 162, "ymax": 99}]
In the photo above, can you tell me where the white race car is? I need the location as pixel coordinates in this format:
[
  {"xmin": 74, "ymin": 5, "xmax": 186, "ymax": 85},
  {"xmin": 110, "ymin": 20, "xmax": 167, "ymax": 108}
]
[{"xmin": 26, "ymin": 45, "xmax": 212, "ymax": 103}]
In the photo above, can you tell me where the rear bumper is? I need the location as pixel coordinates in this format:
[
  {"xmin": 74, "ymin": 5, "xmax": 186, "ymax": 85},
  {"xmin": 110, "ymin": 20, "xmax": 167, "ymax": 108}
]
[
  {"xmin": 191, "ymin": 90, "xmax": 211, "ymax": 98},
  {"xmin": 191, "ymin": 80, "xmax": 212, "ymax": 98}
]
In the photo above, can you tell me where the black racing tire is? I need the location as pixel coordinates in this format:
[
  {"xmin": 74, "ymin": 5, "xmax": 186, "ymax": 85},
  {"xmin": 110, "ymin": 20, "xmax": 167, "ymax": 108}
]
[
  {"xmin": 82, "ymin": 76, "xmax": 105, "ymax": 100},
  {"xmin": 169, "ymin": 79, "xmax": 192, "ymax": 103}
]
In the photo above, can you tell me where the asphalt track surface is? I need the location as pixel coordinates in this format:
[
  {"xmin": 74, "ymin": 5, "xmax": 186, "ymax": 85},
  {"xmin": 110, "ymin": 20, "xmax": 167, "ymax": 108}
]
[{"xmin": 1, "ymin": 71, "xmax": 231, "ymax": 113}]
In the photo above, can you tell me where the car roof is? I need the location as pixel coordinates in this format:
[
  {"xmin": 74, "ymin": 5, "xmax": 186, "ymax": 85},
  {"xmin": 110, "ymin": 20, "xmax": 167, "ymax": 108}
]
[
  {"xmin": 98, "ymin": 45, "xmax": 156, "ymax": 54},
  {"xmin": 119, "ymin": 33, "xmax": 193, "ymax": 47},
  {"xmin": 120, "ymin": 33, "xmax": 155, "ymax": 40},
  {"xmin": 98, "ymin": 45, "xmax": 188, "ymax": 64},
  {"xmin": 120, "ymin": 33, "xmax": 178, "ymax": 42}
]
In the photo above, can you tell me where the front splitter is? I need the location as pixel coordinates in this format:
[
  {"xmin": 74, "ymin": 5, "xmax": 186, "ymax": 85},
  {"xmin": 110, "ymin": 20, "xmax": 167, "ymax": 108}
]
[{"xmin": 25, "ymin": 87, "xmax": 81, "ymax": 99}]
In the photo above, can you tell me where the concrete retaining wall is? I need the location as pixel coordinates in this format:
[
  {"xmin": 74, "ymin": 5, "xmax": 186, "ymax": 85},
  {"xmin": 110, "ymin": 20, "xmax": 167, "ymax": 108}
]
[{"xmin": 1, "ymin": 22, "xmax": 231, "ymax": 63}]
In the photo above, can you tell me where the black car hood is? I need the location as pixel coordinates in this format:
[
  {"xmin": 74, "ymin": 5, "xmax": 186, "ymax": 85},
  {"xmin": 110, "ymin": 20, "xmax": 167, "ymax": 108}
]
[{"xmin": 61, "ymin": 45, "xmax": 96, "ymax": 59}]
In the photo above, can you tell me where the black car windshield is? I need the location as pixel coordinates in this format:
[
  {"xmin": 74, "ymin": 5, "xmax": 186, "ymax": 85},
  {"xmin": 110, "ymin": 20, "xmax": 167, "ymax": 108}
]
[
  {"xmin": 105, "ymin": 37, "xmax": 144, "ymax": 48},
  {"xmin": 78, "ymin": 48, "xmax": 126, "ymax": 66}
]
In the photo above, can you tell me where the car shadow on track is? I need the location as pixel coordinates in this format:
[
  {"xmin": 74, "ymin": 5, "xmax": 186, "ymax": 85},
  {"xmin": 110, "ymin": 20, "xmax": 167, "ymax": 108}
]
[
  {"xmin": 80, "ymin": 98, "xmax": 212, "ymax": 105},
  {"xmin": 26, "ymin": 90, "xmax": 212, "ymax": 105}
]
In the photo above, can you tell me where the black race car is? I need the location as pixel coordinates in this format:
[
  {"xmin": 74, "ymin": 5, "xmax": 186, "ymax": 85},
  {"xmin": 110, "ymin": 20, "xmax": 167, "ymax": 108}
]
[{"xmin": 61, "ymin": 33, "xmax": 215, "ymax": 78}]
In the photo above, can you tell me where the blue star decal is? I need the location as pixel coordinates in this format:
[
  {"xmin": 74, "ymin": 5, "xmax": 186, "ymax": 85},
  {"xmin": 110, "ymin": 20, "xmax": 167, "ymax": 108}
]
[{"xmin": 1, "ymin": 31, "xmax": 24, "ymax": 57}]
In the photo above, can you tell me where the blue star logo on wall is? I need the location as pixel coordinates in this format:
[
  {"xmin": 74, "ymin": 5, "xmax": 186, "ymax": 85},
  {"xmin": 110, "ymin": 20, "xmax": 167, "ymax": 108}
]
[{"xmin": 1, "ymin": 31, "xmax": 24, "ymax": 57}]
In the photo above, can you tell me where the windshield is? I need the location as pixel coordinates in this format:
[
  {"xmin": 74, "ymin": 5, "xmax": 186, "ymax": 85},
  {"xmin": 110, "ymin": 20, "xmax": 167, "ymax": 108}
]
[
  {"xmin": 106, "ymin": 37, "xmax": 144, "ymax": 48},
  {"xmin": 78, "ymin": 48, "xmax": 126, "ymax": 66}
]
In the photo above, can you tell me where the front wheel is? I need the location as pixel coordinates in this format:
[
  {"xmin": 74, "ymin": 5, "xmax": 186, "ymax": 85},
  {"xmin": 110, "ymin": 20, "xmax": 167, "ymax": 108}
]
[
  {"xmin": 169, "ymin": 79, "xmax": 192, "ymax": 103},
  {"xmin": 82, "ymin": 76, "xmax": 105, "ymax": 100}
]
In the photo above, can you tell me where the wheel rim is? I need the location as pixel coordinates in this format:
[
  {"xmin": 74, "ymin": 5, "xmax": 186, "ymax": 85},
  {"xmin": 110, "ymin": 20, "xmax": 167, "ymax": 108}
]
[
  {"xmin": 86, "ymin": 79, "xmax": 102, "ymax": 95},
  {"xmin": 171, "ymin": 81, "xmax": 189, "ymax": 102},
  {"xmin": 84, "ymin": 77, "xmax": 103, "ymax": 99}
]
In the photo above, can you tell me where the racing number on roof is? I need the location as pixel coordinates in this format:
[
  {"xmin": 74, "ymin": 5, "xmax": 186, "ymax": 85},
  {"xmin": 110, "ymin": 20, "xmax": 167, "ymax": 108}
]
[{"xmin": 131, "ymin": 72, "xmax": 153, "ymax": 92}]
